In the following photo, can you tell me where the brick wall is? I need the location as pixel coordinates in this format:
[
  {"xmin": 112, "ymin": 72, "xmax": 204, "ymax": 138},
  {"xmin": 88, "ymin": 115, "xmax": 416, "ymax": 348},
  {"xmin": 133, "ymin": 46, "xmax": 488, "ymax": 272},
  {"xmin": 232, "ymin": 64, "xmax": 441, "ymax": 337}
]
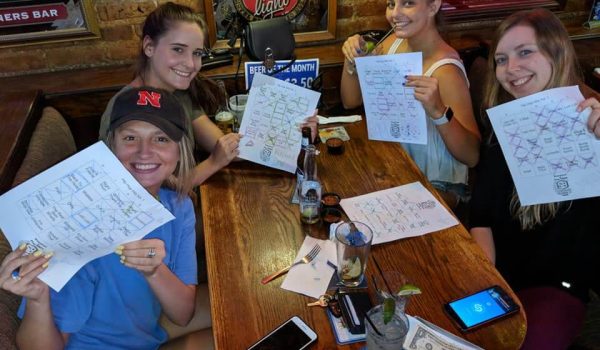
[{"xmin": 0, "ymin": 0, "xmax": 385, "ymax": 78}]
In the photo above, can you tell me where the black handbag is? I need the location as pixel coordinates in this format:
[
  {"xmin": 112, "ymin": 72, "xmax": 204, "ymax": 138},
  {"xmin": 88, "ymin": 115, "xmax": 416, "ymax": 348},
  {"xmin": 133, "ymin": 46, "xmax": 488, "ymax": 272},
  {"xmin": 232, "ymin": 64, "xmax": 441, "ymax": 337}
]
[{"xmin": 244, "ymin": 17, "xmax": 295, "ymax": 61}]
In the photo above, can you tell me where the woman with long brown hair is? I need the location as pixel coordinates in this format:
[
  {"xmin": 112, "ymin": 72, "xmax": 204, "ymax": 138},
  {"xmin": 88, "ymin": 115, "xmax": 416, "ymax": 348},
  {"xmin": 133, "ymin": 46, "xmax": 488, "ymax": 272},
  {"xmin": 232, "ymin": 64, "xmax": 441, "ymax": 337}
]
[{"xmin": 470, "ymin": 8, "xmax": 600, "ymax": 349}]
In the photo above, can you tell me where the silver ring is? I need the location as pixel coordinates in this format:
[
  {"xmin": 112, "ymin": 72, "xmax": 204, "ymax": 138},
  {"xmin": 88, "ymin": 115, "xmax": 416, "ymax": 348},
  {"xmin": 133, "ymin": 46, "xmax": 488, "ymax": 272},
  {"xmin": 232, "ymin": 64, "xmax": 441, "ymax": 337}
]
[
  {"xmin": 147, "ymin": 248, "xmax": 156, "ymax": 258},
  {"xmin": 11, "ymin": 270, "xmax": 21, "ymax": 281}
]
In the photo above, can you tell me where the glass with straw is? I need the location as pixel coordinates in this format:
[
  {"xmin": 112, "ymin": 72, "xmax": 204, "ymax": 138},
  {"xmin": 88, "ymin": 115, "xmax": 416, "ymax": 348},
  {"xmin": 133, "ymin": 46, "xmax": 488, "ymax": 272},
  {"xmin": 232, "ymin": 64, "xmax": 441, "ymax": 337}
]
[{"xmin": 364, "ymin": 274, "xmax": 421, "ymax": 349}]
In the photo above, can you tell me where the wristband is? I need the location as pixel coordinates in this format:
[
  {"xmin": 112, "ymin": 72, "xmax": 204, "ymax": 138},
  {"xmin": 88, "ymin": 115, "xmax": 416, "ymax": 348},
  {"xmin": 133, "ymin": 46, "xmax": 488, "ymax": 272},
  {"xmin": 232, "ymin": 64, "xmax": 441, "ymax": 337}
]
[{"xmin": 431, "ymin": 106, "xmax": 453, "ymax": 126}]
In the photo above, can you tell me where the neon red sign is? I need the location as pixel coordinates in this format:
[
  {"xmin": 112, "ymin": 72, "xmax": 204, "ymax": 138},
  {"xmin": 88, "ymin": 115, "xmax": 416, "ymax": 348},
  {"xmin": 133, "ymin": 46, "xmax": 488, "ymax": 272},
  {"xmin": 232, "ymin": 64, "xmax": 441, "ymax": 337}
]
[{"xmin": 234, "ymin": 0, "xmax": 307, "ymax": 22}]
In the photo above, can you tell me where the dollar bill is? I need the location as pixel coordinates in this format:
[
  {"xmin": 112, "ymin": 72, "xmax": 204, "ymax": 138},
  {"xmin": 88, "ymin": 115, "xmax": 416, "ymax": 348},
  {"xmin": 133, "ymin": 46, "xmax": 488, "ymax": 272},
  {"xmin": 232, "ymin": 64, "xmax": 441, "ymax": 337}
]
[{"xmin": 404, "ymin": 316, "xmax": 483, "ymax": 350}]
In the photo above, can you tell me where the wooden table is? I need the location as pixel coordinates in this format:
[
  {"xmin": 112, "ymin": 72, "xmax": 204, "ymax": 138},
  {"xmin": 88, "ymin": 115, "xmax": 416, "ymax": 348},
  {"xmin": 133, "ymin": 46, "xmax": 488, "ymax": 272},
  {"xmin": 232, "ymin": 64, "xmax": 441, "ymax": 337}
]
[{"xmin": 201, "ymin": 120, "xmax": 526, "ymax": 349}]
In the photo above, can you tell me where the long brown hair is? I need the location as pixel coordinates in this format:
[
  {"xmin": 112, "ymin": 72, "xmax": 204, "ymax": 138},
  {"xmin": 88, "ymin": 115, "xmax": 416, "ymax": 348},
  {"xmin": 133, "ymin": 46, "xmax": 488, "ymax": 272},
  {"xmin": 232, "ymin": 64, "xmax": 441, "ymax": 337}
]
[
  {"xmin": 482, "ymin": 9, "xmax": 581, "ymax": 230},
  {"xmin": 136, "ymin": 2, "xmax": 221, "ymax": 114},
  {"xmin": 483, "ymin": 8, "xmax": 580, "ymax": 110}
]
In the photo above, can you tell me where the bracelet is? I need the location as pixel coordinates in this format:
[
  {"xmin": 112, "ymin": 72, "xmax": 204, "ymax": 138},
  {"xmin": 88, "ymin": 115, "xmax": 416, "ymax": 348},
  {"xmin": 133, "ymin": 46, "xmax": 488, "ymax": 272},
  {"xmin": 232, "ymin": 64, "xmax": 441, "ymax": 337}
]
[{"xmin": 346, "ymin": 60, "xmax": 357, "ymax": 76}]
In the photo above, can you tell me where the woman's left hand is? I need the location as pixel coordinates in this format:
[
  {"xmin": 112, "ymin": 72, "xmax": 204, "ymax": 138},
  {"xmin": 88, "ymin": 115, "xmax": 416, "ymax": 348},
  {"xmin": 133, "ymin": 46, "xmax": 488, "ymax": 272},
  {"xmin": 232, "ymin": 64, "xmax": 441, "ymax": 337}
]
[
  {"xmin": 405, "ymin": 75, "xmax": 446, "ymax": 119},
  {"xmin": 581, "ymin": 97, "xmax": 600, "ymax": 138},
  {"xmin": 301, "ymin": 109, "xmax": 319, "ymax": 142},
  {"xmin": 117, "ymin": 239, "xmax": 165, "ymax": 277}
]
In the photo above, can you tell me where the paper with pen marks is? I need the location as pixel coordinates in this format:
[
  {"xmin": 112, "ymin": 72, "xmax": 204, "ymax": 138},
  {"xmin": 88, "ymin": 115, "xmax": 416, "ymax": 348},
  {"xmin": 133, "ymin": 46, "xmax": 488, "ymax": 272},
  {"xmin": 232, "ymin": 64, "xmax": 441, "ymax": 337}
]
[
  {"xmin": 340, "ymin": 182, "xmax": 458, "ymax": 245},
  {"xmin": 487, "ymin": 86, "xmax": 600, "ymax": 205},
  {"xmin": 238, "ymin": 73, "xmax": 321, "ymax": 173},
  {"xmin": 0, "ymin": 142, "xmax": 174, "ymax": 291},
  {"xmin": 355, "ymin": 52, "xmax": 427, "ymax": 144}
]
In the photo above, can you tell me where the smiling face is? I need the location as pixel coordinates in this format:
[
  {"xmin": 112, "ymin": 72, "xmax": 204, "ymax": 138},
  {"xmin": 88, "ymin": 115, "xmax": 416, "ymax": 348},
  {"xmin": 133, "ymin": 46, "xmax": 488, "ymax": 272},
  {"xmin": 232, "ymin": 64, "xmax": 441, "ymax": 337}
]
[
  {"xmin": 494, "ymin": 25, "xmax": 553, "ymax": 99},
  {"xmin": 143, "ymin": 21, "xmax": 205, "ymax": 92},
  {"xmin": 385, "ymin": 0, "xmax": 437, "ymax": 38},
  {"xmin": 113, "ymin": 120, "xmax": 180, "ymax": 196}
]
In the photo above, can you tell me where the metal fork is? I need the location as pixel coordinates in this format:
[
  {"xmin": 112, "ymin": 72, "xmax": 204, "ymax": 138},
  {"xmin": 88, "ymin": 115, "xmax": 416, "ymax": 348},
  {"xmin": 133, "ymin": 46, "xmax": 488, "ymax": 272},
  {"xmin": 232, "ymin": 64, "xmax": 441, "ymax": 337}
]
[{"xmin": 261, "ymin": 244, "xmax": 322, "ymax": 285}]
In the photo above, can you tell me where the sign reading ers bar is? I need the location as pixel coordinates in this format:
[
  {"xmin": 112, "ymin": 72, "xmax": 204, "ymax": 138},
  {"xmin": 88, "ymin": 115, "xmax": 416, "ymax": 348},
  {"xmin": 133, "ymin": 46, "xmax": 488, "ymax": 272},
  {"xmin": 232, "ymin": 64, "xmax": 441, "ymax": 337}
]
[
  {"xmin": 245, "ymin": 58, "xmax": 319, "ymax": 90},
  {"xmin": 0, "ymin": 4, "xmax": 68, "ymax": 27}
]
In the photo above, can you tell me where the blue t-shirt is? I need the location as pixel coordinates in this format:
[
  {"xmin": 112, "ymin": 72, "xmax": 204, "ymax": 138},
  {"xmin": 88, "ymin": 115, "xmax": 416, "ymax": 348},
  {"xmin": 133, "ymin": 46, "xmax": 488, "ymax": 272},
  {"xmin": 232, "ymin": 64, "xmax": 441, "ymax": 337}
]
[{"xmin": 19, "ymin": 188, "xmax": 197, "ymax": 349}]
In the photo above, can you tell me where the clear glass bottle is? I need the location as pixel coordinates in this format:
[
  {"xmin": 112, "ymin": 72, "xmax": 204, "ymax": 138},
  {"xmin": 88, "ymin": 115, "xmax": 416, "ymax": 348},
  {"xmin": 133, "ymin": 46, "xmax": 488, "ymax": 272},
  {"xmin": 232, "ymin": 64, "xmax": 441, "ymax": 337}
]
[
  {"xmin": 214, "ymin": 80, "xmax": 234, "ymax": 134},
  {"xmin": 299, "ymin": 144, "xmax": 321, "ymax": 224},
  {"xmin": 296, "ymin": 127, "xmax": 312, "ymax": 190}
]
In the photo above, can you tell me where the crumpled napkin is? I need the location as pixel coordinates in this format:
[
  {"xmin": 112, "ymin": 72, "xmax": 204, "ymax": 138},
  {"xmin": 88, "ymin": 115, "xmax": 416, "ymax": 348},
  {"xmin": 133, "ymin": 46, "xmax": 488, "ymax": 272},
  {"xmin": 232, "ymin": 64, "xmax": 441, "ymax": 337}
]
[{"xmin": 317, "ymin": 115, "xmax": 362, "ymax": 125}]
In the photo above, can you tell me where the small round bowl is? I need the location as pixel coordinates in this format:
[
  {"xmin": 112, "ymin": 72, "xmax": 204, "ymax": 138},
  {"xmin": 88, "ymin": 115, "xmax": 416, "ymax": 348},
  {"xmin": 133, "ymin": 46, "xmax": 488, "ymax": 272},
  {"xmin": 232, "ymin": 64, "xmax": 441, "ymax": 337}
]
[
  {"xmin": 322, "ymin": 207, "xmax": 343, "ymax": 227},
  {"xmin": 321, "ymin": 192, "xmax": 341, "ymax": 208},
  {"xmin": 326, "ymin": 137, "xmax": 345, "ymax": 155}
]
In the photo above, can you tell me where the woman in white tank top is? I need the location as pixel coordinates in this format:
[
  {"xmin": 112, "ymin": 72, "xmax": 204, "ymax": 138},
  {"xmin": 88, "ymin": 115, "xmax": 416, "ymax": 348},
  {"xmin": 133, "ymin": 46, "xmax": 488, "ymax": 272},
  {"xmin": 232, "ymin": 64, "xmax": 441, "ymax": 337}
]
[{"xmin": 340, "ymin": 0, "xmax": 481, "ymax": 208}]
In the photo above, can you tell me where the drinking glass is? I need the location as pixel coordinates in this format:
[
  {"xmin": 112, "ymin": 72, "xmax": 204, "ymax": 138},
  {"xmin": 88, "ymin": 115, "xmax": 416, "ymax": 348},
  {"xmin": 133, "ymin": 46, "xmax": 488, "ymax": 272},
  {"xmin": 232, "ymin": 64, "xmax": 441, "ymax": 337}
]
[
  {"xmin": 335, "ymin": 221, "xmax": 373, "ymax": 287},
  {"xmin": 229, "ymin": 94, "xmax": 248, "ymax": 131},
  {"xmin": 365, "ymin": 304, "xmax": 409, "ymax": 350}
]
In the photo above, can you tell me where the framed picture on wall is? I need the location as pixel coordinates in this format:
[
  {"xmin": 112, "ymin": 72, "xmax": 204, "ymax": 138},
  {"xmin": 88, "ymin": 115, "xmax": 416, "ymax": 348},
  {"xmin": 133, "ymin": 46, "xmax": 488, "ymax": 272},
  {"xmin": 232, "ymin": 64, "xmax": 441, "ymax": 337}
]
[
  {"xmin": 0, "ymin": 0, "xmax": 99, "ymax": 48},
  {"xmin": 204, "ymin": 0, "xmax": 336, "ymax": 49},
  {"xmin": 585, "ymin": 0, "xmax": 600, "ymax": 29}
]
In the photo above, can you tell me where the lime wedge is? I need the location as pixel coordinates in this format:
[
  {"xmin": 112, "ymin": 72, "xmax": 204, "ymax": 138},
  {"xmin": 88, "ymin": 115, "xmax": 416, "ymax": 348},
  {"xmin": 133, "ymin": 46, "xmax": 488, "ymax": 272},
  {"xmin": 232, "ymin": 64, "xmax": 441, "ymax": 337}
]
[
  {"xmin": 397, "ymin": 283, "xmax": 421, "ymax": 296},
  {"xmin": 341, "ymin": 257, "xmax": 362, "ymax": 279},
  {"xmin": 383, "ymin": 297, "xmax": 395, "ymax": 324},
  {"xmin": 365, "ymin": 41, "xmax": 376, "ymax": 53}
]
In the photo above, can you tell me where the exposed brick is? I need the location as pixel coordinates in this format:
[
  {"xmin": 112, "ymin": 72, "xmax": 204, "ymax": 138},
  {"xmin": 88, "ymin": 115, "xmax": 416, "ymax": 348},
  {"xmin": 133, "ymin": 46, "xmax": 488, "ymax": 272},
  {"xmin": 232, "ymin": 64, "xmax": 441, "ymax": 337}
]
[
  {"xmin": 0, "ymin": 50, "xmax": 48, "ymax": 74},
  {"xmin": 354, "ymin": 1, "xmax": 386, "ymax": 17},
  {"xmin": 101, "ymin": 25, "xmax": 134, "ymax": 41},
  {"xmin": 100, "ymin": 2, "xmax": 156, "ymax": 21},
  {"xmin": 106, "ymin": 41, "xmax": 140, "ymax": 61},
  {"xmin": 337, "ymin": 5, "xmax": 354, "ymax": 19},
  {"xmin": 44, "ymin": 46, "xmax": 109, "ymax": 68}
]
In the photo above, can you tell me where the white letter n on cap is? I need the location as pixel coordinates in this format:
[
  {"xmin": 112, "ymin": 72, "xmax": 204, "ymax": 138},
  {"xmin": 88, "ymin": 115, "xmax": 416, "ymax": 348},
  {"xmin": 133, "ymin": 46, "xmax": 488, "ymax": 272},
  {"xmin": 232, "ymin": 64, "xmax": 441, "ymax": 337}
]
[{"xmin": 137, "ymin": 91, "xmax": 161, "ymax": 108}]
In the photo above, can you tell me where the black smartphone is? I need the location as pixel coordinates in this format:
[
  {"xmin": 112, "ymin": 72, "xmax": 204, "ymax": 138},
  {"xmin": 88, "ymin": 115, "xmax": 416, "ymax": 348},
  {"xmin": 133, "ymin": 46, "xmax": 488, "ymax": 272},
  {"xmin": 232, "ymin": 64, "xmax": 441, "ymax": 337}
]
[
  {"xmin": 247, "ymin": 316, "xmax": 317, "ymax": 350},
  {"xmin": 444, "ymin": 285, "xmax": 520, "ymax": 332}
]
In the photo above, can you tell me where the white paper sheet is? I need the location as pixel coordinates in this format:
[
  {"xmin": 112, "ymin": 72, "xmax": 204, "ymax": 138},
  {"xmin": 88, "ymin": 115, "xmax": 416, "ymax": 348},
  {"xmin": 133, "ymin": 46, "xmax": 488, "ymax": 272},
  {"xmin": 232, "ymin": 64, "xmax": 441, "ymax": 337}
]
[
  {"xmin": 487, "ymin": 86, "xmax": 600, "ymax": 205},
  {"xmin": 281, "ymin": 236, "xmax": 336, "ymax": 298},
  {"xmin": 355, "ymin": 52, "xmax": 427, "ymax": 144},
  {"xmin": 238, "ymin": 73, "xmax": 321, "ymax": 173},
  {"xmin": 0, "ymin": 142, "xmax": 175, "ymax": 291},
  {"xmin": 340, "ymin": 182, "xmax": 458, "ymax": 245}
]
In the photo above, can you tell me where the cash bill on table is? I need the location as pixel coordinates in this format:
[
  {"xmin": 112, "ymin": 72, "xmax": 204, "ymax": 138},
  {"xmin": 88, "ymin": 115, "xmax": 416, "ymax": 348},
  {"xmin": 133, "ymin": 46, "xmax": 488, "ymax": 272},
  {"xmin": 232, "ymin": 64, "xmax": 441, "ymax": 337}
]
[{"xmin": 403, "ymin": 315, "xmax": 483, "ymax": 350}]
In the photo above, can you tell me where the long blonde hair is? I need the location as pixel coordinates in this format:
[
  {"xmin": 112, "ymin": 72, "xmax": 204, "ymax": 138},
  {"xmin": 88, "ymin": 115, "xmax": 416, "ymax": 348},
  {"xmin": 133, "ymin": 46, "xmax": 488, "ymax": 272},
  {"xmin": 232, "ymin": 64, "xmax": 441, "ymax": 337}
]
[{"xmin": 483, "ymin": 9, "xmax": 581, "ymax": 230}]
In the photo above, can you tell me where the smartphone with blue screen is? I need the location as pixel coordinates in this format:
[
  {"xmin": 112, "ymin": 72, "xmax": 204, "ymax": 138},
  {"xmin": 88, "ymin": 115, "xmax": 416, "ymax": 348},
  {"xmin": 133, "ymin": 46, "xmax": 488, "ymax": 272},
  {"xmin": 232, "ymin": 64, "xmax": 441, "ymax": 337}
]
[{"xmin": 443, "ymin": 285, "xmax": 520, "ymax": 332}]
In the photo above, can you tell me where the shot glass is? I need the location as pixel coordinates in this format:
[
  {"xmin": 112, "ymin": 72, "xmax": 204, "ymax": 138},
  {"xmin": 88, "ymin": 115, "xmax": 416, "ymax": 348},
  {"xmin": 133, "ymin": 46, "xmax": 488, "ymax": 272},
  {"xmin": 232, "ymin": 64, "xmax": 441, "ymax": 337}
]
[
  {"xmin": 335, "ymin": 221, "xmax": 373, "ymax": 287},
  {"xmin": 365, "ymin": 304, "xmax": 409, "ymax": 350}
]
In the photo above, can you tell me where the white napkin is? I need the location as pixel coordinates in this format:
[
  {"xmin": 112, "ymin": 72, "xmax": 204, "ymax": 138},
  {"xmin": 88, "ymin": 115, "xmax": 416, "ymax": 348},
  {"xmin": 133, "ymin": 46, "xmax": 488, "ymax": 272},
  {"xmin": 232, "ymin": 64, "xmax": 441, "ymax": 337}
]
[
  {"xmin": 281, "ymin": 236, "xmax": 337, "ymax": 298},
  {"xmin": 317, "ymin": 115, "xmax": 362, "ymax": 125}
]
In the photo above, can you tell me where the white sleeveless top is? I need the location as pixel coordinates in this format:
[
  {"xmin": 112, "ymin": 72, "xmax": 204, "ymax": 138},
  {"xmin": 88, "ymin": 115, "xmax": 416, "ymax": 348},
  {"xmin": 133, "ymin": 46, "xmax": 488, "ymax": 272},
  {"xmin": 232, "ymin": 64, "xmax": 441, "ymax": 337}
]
[{"xmin": 388, "ymin": 38, "xmax": 469, "ymax": 186}]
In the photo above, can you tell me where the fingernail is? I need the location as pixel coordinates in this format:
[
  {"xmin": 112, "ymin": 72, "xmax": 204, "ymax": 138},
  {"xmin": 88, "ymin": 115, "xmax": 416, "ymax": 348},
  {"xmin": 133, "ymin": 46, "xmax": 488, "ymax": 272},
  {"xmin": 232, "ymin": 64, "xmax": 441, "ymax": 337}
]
[
  {"xmin": 120, "ymin": 256, "xmax": 126, "ymax": 263},
  {"xmin": 33, "ymin": 250, "xmax": 43, "ymax": 257},
  {"xmin": 402, "ymin": 82, "xmax": 406, "ymax": 86},
  {"xmin": 404, "ymin": 75, "xmax": 408, "ymax": 78},
  {"xmin": 42, "ymin": 261, "xmax": 50, "ymax": 268},
  {"xmin": 44, "ymin": 252, "xmax": 54, "ymax": 259},
  {"xmin": 115, "ymin": 249, "xmax": 123, "ymax": 255},
  {"xmin": 18, "ymin": 242, "xmax": 27, "ymax": 250},
  {"xmin": 116, "ymin": 245, "xmax": 124, "ymax": 250}
]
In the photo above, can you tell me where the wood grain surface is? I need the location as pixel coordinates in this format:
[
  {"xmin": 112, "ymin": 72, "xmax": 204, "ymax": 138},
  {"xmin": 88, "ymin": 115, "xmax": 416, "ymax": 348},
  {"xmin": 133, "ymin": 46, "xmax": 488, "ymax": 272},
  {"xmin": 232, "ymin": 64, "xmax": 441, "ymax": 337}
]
[{"xmin": 201, "ymin": 120, "xmax": 526, "ymax": 349}]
